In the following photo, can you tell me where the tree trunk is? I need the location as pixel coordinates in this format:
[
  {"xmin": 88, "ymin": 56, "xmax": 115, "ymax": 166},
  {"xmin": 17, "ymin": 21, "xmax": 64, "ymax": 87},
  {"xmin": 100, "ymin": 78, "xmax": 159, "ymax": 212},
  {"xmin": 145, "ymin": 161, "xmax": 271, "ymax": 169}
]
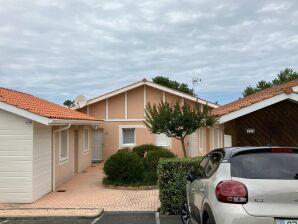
[{"xmin": 181, "ymin": 138, "xmax": 187, "ymax": 158}]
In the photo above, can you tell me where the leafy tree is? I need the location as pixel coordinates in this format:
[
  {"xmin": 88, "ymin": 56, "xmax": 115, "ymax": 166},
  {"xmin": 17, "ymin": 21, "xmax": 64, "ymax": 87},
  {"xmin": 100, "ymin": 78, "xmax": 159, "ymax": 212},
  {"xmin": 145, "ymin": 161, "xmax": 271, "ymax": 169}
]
[
  {"xmin": 63, "ymin": 100, "xmax": 75, "ymax": 108},
  {"xmin": 144, "ymin": 101, "xmax": 219, "ymax": 158},
  {"xmin": 242, "ymin": 68, "xmax": 298, "ymax": 97},
  {"xmin": 153, "ymin": 76, "xmax": 195, "ymax": 96}
]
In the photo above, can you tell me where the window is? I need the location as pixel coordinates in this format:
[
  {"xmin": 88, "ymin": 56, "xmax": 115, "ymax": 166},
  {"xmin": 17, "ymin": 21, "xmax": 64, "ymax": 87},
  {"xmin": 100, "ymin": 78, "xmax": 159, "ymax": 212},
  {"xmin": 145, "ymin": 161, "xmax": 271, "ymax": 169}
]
[
  {"xmin": 122, "ymin": 128, "xmax": 135, "ymax": 146},
  {"xmin": 231, "ymin": 151, "xmax": 298, "ymax": 179},
  {"xmin": 204, "ymin": 152, "xmax": 223, "ymax": 178},
  {"xmin": 83, "ymin": 128, "xmax": 89, "ymax": 152},
  {"xmin": 155, "ymin": 133, "xmax": 170, "ymax": 147},
  {"xmin": 197, "ymin": 155, "xmax": 210, "ymax": 178},
  {"xmin": 60, "ymin": 130, "xmax": 68, "ymax": 162}
]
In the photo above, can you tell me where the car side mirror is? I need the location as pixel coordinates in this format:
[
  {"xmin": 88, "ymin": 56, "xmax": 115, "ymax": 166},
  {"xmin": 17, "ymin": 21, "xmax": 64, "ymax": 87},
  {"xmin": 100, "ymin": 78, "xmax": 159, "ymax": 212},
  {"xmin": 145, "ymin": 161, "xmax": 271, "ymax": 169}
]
[{"xmin": 187, "ymin": 171, "xmax": 196, "ymax": 183}]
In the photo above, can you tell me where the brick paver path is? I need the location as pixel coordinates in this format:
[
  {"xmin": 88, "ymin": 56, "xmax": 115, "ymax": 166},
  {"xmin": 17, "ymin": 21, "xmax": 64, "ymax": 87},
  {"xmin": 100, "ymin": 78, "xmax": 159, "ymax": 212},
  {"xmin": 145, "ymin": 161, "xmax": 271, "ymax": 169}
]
[{"xmin": 0, "ymin": 163, "xmax": 160, "ymax": 214}]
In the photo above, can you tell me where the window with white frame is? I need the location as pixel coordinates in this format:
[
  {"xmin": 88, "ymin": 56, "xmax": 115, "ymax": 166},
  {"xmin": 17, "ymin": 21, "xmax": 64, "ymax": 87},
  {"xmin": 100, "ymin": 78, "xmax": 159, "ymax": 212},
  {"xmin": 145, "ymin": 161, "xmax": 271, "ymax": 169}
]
[
  {"xmin": 60, "ymin": 130, "xmax": 68, "ymax": 162},
  {"xmin": 155, "ymin": 133, "xmax": 170, "ymax": 147},
  {"xmin": 122, "ymin": 128, "xmax": 135, "ymax": 146},
  {"xmin": 83, "ymin": 128, "xmax": 89, "ymax": 152}
]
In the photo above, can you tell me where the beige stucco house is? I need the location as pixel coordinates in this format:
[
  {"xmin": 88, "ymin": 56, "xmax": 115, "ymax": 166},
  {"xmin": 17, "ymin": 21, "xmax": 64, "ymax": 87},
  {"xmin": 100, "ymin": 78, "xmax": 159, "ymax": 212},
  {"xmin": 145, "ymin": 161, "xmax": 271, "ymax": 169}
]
[
  {"xmin": 0, "ymin": 88, "xmax": 100, "ymax": 203},
  {"xmin": 78, "ymin": 79, "xmax": 224, "ymax": 160}
]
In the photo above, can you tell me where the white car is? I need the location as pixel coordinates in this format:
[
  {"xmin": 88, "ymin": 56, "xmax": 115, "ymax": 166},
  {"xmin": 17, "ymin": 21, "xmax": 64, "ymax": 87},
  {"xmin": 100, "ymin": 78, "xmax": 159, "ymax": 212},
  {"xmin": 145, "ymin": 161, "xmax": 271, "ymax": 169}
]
[{"xmin": 181, "ymin": 147, "xmax": 298, "ymax": 224}]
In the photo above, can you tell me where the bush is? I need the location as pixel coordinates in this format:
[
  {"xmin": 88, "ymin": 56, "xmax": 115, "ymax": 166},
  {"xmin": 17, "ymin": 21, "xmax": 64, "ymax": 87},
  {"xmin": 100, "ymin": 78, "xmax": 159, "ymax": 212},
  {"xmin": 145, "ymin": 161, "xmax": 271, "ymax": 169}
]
[
  {"xmin": 157, "ymin": 157, "xmax": 202, "ymax": 215},
  {"xmin": 103, "ymin": 150, "xmax": 144, "ymax": 184},
  {"xmin": 143, "ymin": 149, "xmax": 176, "ymax": 183},
  {"xmin": 132, "ymin": 144, "xmax": 165, "ymax": 158}
]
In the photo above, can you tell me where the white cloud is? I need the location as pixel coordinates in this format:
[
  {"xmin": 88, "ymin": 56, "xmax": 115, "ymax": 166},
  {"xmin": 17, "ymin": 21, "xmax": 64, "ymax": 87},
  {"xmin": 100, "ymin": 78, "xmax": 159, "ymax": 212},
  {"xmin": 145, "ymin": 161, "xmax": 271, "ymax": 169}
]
[{"xmin": 0, "ymin": 0, "xmax": 297, "ymax": 105}]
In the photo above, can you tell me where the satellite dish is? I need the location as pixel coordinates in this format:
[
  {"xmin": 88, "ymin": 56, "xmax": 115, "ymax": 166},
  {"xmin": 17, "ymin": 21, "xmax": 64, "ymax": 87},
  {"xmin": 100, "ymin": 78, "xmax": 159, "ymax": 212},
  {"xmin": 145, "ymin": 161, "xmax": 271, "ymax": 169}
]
[{"xmin": 74, "ymin": 95, "xmax": 87, "ymax": 108}]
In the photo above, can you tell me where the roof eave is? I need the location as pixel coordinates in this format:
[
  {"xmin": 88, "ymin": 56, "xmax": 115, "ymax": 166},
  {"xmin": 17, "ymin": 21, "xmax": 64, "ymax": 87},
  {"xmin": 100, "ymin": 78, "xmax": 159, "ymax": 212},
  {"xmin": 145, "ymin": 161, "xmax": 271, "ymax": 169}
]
[
  {"xmin": 219, "ymin": 92, "xmax": 298, "ymax": 123},
  {"xmin": 48, "ymin": 119, "xmax": 102, "ymax": 125},
  {"xmin": 85, "ymin": 80, "xmax": 219, "ymax": 108}
]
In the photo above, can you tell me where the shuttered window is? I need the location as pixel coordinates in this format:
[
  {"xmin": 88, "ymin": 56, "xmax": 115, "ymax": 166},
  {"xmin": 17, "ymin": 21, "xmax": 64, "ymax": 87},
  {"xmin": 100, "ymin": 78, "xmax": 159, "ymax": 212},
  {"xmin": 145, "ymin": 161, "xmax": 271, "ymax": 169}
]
[
  {"xmin": 60, "ymin": 130, "xmax": 68, "ymax": 162},
  {"xmin": 84, "ymin": 128, "xmax": 89, "ymax": 152},
  {"xmin": 155, "ymin": 134, "xmax": 170, "ymax": 147}
]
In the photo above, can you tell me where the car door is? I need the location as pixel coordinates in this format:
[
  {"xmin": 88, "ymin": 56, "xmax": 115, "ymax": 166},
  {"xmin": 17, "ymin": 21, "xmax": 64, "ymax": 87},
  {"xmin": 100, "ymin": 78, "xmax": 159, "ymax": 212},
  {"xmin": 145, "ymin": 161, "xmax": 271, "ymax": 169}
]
[
  {"xmin": 189, "ymin": 152, "xmax": 224, "ymax": 223},
  {"xmin": 188, "ymin": 155, "xmax": 210, "ymax": 223}
]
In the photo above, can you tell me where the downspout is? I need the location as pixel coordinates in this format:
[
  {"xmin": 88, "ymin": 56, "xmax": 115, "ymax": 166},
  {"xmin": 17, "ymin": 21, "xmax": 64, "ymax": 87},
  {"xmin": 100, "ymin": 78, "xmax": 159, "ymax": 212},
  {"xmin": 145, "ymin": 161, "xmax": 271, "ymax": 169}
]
[{"xmin": 52, "ymin": 123, "xmax": 71, "ymax": 191}]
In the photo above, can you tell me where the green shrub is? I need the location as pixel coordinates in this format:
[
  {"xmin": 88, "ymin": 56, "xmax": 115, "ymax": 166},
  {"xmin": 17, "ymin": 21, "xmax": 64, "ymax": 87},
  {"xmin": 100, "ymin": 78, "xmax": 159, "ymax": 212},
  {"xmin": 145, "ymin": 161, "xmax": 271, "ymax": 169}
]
[
  {"xmin": 103, "ymin": 150, "xmax": 144, "ymax": 184},
  {"xmin": 132, "ymin": 144, "xmax": 165, "ymax": 158},
  {"xmin": 157, "ymin": 157, "xmax": 202, "ymax": 215},
  {"xmin": 143, "ymin": 149, "xmax": 176, "ymax": 183}
]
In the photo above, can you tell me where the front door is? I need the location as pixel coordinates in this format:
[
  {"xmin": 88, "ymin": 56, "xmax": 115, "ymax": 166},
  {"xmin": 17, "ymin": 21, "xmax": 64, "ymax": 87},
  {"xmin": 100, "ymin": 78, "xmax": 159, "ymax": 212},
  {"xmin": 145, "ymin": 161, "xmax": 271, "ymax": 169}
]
[{"xmin": 92, "ymin": 129, "xmax": 103, "ymax": 161}]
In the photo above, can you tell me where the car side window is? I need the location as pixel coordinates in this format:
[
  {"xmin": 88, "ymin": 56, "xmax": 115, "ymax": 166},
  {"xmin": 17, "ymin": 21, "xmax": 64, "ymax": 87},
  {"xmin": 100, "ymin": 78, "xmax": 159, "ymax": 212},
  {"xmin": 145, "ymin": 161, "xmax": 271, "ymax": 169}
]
[
  {"xmin": 198, "ymin": 155, "xmax": 210, "ymax": 178},
  {"xmin": 204, "ymin": 152, "xmax": 223, "ymax": 178}
]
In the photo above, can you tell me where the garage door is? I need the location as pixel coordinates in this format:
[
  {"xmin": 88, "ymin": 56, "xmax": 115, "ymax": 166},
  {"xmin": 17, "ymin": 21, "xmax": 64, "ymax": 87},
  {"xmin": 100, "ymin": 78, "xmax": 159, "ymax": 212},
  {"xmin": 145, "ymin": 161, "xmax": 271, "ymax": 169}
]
[{"xmin": 0, "ymin": 109, "xmax": 34, "ymax": 203}]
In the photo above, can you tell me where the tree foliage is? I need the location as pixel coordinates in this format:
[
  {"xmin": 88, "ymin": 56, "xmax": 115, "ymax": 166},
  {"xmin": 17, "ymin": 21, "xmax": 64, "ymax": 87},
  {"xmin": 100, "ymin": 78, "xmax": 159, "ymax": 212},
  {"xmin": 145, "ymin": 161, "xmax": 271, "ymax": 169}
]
[
  {"xmin": 144, "ymin": 101, "xmax": 219, "ymax": 157},
  {"xmin": 242, "ymin": 68, "xmax": 298, "ymax": 97},
  {"xmin": 153, "ymin": 76, "xmax": 195, "ymax": 96},
  {"xmin": 63, "ymin": 100, "xmax": 75, "ymax": 108}
]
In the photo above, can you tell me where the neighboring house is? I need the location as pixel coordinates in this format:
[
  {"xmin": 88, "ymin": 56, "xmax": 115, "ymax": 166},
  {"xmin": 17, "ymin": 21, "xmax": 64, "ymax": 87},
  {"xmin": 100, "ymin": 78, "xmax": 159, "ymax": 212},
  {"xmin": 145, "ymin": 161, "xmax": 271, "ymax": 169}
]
[
  {"xmin": 214, "ymin": 79, "xmax": 298, "ymax": 147},
  {"xmin": 0, "ymin": 88, "xmax": 100, "ymax": 203},
  {"xmin": 77, "ymin": 79, "xmax": 222, "ymax": 160}
]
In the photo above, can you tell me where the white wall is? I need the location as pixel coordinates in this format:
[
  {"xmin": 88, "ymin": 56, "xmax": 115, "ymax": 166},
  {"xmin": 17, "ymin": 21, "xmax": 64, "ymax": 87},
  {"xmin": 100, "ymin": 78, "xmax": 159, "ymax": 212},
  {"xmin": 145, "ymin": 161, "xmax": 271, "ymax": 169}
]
[
  {"xmin": 0, "ymin": 109, "xmax": 33, "ymax": 203},
  {"xmin": 33, "ymin": 122, "xmax": 52, "ymax": 201}
]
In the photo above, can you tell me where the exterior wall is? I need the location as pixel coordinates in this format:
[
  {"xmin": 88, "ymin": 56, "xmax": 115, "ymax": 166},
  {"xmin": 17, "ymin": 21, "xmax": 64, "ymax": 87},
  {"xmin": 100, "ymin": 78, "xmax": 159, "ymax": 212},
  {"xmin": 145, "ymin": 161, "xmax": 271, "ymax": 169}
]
[
  {"xmin": 33, "ymin": 122, "xmax": 52, "ymax": 201},
  {"xmin": 108, "ymin": 93, "xmax": 125, "ymax": 119},
  {"xmin": 54, "ymin": 126, "xmax": 92, "ymax": 188},
  {"xmin": 89, "ymin": 101, "xmax": 106, "ymax": 120},
  {"xmin": 85, "ymin": 84, "xmax": 218, "ymax": 160},
  {"xmin": 224, "ymin": 100, "xmax": 298, "ymax": 147},
  {"xmin": 0, "ymin": 109, "xmax": 33, "ymax": 203},
  {"xmin": 127, "ymin": 86, "xmax": 144, "ymax": 119}
]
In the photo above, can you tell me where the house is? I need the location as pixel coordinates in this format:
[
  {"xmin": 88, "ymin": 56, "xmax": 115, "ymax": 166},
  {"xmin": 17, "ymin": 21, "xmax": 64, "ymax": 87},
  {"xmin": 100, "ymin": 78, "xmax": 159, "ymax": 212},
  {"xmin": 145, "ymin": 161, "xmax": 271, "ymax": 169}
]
[
  {"xmin": 0, "ymin": 88, "xmax": 100, "ymax": 203},
  {"xmin": 213, "ymin": 79, "xmax": 298, "ymax": 147},
  {"xmin": 77, "ymin": 79, "xmax": 223, "ymax": 160}
]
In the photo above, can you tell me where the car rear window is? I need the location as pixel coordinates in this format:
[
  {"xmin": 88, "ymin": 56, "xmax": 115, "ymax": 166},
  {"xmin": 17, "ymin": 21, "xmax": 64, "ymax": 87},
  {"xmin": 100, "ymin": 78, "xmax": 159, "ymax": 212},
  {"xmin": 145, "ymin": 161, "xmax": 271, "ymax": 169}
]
[{"xmin": 231, "ymin": 150, "xmax": 298, "ymax": 180}]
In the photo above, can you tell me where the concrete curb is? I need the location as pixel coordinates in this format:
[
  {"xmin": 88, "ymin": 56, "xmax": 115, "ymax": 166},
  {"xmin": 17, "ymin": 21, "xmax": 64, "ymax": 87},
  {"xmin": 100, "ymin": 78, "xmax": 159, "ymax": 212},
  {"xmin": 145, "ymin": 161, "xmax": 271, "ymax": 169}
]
[
  {"xmin": 103, "ymin": 184, "xmax": 158, "ymax": 190},
  {"xmin": 0, "ymin": 208, "xmax": 104, "ymax": 220}
]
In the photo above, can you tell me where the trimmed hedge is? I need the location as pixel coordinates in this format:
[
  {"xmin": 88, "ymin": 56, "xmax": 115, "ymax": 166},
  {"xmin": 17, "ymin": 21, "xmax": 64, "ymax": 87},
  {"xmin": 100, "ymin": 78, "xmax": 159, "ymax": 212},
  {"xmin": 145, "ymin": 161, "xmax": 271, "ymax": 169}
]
[
  {"xmin": 143, "ymin": 149, "xmax": 176, "ymax": 183},
  {"xmin": 103, "ymin": 150, "xmax": 144, "ymax": 184},
  {"xmin": 132, "ymin": 144, "xmax": 165, "ymax": 158},
  {"xmin": 157, "ymin": 157, "xmax": 202, "ymax": 215}
]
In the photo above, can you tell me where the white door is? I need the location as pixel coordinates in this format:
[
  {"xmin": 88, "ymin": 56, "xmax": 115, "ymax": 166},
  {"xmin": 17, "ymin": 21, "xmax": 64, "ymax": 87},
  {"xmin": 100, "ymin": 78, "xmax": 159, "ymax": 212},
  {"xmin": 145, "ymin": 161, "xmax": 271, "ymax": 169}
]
[
  {"xmin": 92, "ymin": 129, "xmax": 103, "ymax": 161},
  {"xmin": 188, "ymin": 131, "xmax": 199, "ymax": 157}
]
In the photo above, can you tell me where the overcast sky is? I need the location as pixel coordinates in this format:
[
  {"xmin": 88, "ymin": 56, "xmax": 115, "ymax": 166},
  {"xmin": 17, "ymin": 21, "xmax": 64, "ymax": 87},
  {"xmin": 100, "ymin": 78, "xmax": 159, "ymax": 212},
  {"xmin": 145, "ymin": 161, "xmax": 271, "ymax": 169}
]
[{"xmin": 0, "ymin": 0, "xmax": 297, "ymax": 105}]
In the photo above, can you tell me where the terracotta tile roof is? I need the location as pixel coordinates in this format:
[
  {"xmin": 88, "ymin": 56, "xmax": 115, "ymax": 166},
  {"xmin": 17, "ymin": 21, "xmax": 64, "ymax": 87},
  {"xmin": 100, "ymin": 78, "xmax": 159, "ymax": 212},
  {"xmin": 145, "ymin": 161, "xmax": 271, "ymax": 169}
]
[
  {"xmin": 213, "ymin": 79, "xmax": 298, "ymax": 116},
  {"xmin": 0, "ymin": 88, "xmax": 98, "ymax": 121}
]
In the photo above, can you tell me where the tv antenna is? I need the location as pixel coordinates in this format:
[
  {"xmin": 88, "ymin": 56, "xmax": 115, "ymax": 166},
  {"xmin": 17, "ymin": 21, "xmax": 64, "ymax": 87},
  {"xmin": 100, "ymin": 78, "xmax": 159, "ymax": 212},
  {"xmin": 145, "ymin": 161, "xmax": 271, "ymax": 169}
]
[{"xmin": 192, "ymin": 77, "xmax": 202, "ymax": 96}]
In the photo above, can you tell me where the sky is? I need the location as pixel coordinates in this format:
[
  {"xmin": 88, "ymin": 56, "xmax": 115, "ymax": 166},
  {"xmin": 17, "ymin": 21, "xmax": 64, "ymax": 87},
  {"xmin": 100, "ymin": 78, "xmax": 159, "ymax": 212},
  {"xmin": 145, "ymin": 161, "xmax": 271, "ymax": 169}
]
[{"xmin": 0, "ymin": 0, "xmax": 297, "ymax": 105}]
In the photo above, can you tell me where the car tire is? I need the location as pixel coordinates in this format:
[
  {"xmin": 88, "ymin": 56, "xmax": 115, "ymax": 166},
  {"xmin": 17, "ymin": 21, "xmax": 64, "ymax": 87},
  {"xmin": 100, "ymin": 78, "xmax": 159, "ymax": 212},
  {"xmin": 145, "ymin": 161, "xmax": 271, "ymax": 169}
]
[
  {"xmin": 205, "ymin": 217, "xmax": 215, "ymax": 224},
  {"xmin": 181, "ymin": 202, "xmax": 192, "ymax": 224}
]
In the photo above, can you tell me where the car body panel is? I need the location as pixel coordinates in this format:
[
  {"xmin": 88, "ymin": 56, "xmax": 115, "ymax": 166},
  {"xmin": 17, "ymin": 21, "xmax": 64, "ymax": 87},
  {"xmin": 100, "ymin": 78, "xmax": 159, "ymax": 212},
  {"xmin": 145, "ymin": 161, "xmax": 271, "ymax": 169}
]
[
  {"xmin": 232, "ymin": 178, "xmax": 298, "ymax": 218},
  {"xmin": 185, "ymin": 147, "xmax": 298, "ymax": 224}
]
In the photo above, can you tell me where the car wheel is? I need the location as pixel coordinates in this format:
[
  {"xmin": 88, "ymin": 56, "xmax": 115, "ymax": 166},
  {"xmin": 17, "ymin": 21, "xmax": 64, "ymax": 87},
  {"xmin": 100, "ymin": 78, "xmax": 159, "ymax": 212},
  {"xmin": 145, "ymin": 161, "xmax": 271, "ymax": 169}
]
[
  {"xmin": 205, "ymin": 217, "xmax": 215, "ymax": 224},
  {"xmin": 181, "ymin": 202, "xmax": 192, "ymax": 224}
]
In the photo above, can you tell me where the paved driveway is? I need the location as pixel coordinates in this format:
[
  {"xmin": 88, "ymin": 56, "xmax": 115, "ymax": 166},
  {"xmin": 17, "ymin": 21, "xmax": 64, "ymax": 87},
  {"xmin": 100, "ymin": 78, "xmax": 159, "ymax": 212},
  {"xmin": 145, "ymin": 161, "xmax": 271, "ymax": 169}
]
[{"xmin": 0, "ymin": 163, "xmax": 160, "ymax": 217}]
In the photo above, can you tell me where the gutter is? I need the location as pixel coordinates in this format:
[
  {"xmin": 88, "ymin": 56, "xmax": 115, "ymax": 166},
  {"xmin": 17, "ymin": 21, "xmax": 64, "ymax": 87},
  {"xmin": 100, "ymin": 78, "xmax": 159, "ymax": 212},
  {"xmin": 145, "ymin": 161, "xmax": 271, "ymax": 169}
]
[
  {"xmin": 52, "ymin": 123, "xmax": 71, "ymax": 191},
  {"xmin": 49, "ymin": 119, "xmax": 102, "ymax": 125}
]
